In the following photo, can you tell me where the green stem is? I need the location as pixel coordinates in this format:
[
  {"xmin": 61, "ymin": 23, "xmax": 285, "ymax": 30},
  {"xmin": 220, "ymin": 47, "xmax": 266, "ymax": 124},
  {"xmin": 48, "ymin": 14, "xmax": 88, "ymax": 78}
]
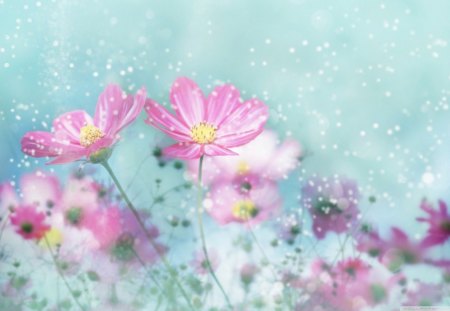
[
  {"xmin": 246, "ymin": 222, "xmax": 278, "ymax": 279},
  {"xmin": 101, "ymin": 161, "xmax": 195, "ymax": 311},
  {"xmin": 44, "ymin": 236, "xmax": 85, "ymax": 311},
  {"xmin": 196, "ymin": 156, "xmax": 233, "ymax": 309}
]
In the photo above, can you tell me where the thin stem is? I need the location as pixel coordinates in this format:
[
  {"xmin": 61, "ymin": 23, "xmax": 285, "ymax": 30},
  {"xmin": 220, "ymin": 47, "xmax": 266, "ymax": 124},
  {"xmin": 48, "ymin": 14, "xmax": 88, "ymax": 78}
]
[
  {"xmin": 246, "ymin": 222, "xmax": 278, "ymax": 280},
  {"xmin": 196, "ymin": 156, "xmax": 233, "ymax": 309},
  {"xmin": 101, "ymin": 161, "xmax": 195, "ymax": 311},
  {"xmin": 43, "ymin": 236, "xmax": 85, "ymax": 311}
]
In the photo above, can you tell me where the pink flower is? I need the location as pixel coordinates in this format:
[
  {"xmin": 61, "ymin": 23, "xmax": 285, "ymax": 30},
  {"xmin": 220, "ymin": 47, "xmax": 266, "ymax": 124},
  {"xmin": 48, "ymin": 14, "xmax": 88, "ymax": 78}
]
[
  {"xmin": 240, "ymin": 263, "xmax": 259, "ymax": 285},
  {"xmin": 0, "ymin": 182, "xmax": 18, "ymax": 211},
  {"xmin": 192, "ymin": 249, "xmax": 220, "ymax": 275},
  {"xmin": 21, "ymin": 85, "xmax": 146, "ymax": 164},
  {"xmin": 417, "ymin": 199, "xmax": 450, "ymax": 247},
  {"xmin": 301, "ymin": 176, "xmax": 360, "ymax": 239},
  {"xmin": 9, "ymin": 205, "xmax": 50, "ymax": 240},
  {"xmin": 187, "ymin": 130, "xmax": 301, "ymax": 184},
  {"xmin": 403, "ymin": 282, "xmax": 443, "ymax": 306},
  {"xmin": 20, "ymin": 171, "xmax": 61, "ymax": 211},
  {"xmin": 303, "ymin": 258, "xmax": 398, "ymax": 311},
  {"xmin": 84, "ymin": 206, "xmax": 122, "ymax": 248},
  {"xmin": 207, "ymin": 179, "xmax": 281, "ymax": 226},
  {"xmin": 144, "ymin": 77, "xmax": 269, "ymax": 159},
  {"xmin": 356, "ymin": 228, "xmax": 388, "ymax": 259},
  {"xmin": 381, "ymin": 227, "xmax": 428, "ymax": 271},
  {"xmin": 57, "ymin": 175, "xmax": 102, "ymax": 227}
]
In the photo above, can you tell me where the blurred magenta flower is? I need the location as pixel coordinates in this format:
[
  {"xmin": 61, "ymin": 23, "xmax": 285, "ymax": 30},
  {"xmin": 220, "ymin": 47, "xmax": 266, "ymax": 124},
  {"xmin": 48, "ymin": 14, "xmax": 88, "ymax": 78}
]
[
  {"xmin": 144, "ymin": 77, "xmax": 269, "ymax": 159},
  {"xmin": 417, "ymin": 199, "xmax": 450, "ymax": 247},
  {"xmin": 21, "ymin": 85, "xmax": 146, "ymax": 164},
  {"xmin": 188, "ymin": 130, "xmax": 301, "ymax": 184},
  {"xmin": 10, "ymin": 205, "xmax": 50, "ymax": 240},
  {"xmin": 380, "ymin": 227, "xmax": 430, "ymax": 272},
  {"xmin": 207, "ymin": 179, "xmax": 281, "ymax": 225},
  {"xmin": 302, "ymin": 176, "xmax": 360, "ymax": 239}
]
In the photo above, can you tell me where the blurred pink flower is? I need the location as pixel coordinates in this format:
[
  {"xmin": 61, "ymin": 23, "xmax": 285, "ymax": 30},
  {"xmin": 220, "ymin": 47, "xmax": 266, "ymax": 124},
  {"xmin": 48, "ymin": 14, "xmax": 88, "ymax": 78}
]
[
  {"xmin": 10, "ymin": 205, "xmax": 50, "ymax": 240},
  {"xmin": 144, "ymin": 77, "xmax": 269, "ymax": 159},
  {"xmin": 21, "ymin": 85, "xmax": 146, "ymax": 164},
  {"xmin": 192, "ymin": 249, "xmax": 220, "ymax": 275},
  {"xmin": 0, "ymin": 182, "xmax": 18, "ymax": 211},
  {"xmin": 188, "ymin": 130, "xmax": 301, "ymax": 184},
  {"xmin": 380, "ymin": 227, "xmax": 428, "ymax": 272},
  {"xmin": 304, "ymin": 258, "xmax": 398, "ymax": 311},
  {"xmin": 403, "ymin": 281, "xmax": 443, "ymax": 306},
  {"xmin": 356, "ymin": 229, "xmax": 388, "ymax": 259},
  {"xmin": 57, "ymin": 175, "xmax": 102, "ymax": 227},
  {"xmin": 417, "ymin": 199, "xmax": 450, "ymax": 247},
  {"xmin": 20, "ymin": 171, "xmax": 61, "ymax": 212},
  {"xmin": 207, "ymin": 179, "xmax": 281, "ymax": 226},
  {"xmin": 84, "ymin": 206, "xmax": 122, "ymax": 248},
  {"xmin": 240, "ymin": 263, "xmax": 259, "ymax": 285},
  {"xmin": 302, "ymin": 176, "xmax": 360, "ymax": 239}
]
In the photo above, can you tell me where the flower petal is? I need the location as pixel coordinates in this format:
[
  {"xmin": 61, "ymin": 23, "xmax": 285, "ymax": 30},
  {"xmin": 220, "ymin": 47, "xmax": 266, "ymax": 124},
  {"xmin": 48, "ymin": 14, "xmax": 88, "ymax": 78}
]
[
  {"xmin": 0, "ymin": 183, "xmax": 19, "ymax": 211},
  {"xmin": 163, "ymin": 143, "xmax": 203, "ymax": 159},
  {"xmin": 205, "ymin": 84, "xmax": 241, "ymax": 126},
  {"xmin": 53, "ymin": 110, "xmax": 94, "ymax": 143},
  {"xmin": 21, "ymin": 131, "xmax": 84, "ymax": 159},
  {"xmin": 144, "ymin": 99, "xmax": 191, "ymax": 142},
  {"xmin": 21, "ymin": 172, "xmax": 61, "ymax": 209},
  {"xmin": 203, "ymin": 144, "xmax": 238, "ymax": 157},
  {"xmin": 215, "ymin": 98, "xmax": 268, "ymax": 148},
  {"xmin": 266, "ymin": 139, "xmax": 301, "ymax": 180},
  {"xmin": 94, "ymin": 85, "xmax": 146, "ymax": 136},
  {"xmin": 170, "ymin": 77, "xmax": 205, "ymax": 127}
]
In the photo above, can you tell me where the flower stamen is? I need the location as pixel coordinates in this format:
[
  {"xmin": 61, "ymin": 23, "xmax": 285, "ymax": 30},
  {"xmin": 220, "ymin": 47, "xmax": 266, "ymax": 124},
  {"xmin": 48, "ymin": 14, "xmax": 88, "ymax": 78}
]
[
  {"xmin": 190, "ymin": 122, "xmax": 217, "ymax": 144},
  {"xmin": 232, "ymin": 200, "xmax": 259, "ymax": 220},
  {"xmin": 80, "ymin": 124, "xmax": 104, "ymax": 147}
]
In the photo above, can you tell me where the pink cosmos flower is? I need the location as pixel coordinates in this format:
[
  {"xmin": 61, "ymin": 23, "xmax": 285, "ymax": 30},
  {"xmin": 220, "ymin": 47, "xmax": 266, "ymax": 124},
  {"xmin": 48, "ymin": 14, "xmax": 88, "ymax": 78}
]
[
  {"xmin": 187, "ymin": 130, "xmax": 301, "ymax": 184},
  {"xmin": 21, "ymin": 85, "xmax": 146, "ymax": 164},
  {"xmin": 192, "ymin": 249, "xmax": 220, "ymax": 275},
  {"xmin": 206, "ymin": 179, "xmax": 281, "ymax": 226},
  {"xmin": 9, "ymin": 205, "xmax": 50, "ymax": 240},
  {"xmin": 301, "ymin": 176, "xmax": 360, "ymax": 239},
  {"xmin": 380, "ymin": 227, "xmax": 428, "ymax": 272},
  {"xmin": 144, "ymin": 77, "xmax": 269, "ymax": 159},
  {"xmin": 417, "ymin": 199, "xmax": 450, "ymax": 247}
]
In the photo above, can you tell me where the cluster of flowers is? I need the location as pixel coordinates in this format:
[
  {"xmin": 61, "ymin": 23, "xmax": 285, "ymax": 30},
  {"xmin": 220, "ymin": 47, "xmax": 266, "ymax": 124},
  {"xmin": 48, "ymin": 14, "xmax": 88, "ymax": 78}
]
[{"xmin": 0, "ymin": 77, "xmax": 449, "ymax": 310}]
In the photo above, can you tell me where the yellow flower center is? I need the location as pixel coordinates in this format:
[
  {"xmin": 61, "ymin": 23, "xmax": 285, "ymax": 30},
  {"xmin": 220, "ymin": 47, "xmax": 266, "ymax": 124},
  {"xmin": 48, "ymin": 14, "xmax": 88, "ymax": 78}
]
[
  {"xmin": 237, "ymin": 161, "xmax": 250, "ymax": 174},
  {"xmin": 190, "ymin": 122, "xmax": 217, "ymax": 144},
  {"xmin": 39, "ymin": 228, "xmax": 63, "ymax": 247},
  {"xmin": 232, "ymin": 200, "xmax": 259, "ymax": 220},
  {"xmin": 79, "ymin": 124, "xmax": 104, "ymax": 147}
]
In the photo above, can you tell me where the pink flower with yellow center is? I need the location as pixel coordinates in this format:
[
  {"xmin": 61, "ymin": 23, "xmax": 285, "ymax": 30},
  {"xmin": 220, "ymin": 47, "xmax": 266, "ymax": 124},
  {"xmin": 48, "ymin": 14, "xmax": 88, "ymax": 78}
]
[
  {"xmin": 10, "ymin": 205, "xmax": 50, "ymax": 240},
  {"xmin": 21, "ymin": 85, "xmax": 146, "ymax": 164},
  {"xmin": 144, "ymin": 77, "xmax": 269, "ymax": 159}
]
